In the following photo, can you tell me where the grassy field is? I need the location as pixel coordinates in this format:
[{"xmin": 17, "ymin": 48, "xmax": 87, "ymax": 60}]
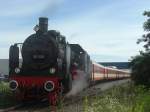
[
  {"xmin": 0, "ymin": 81, "xmax": 17, "ymax": 108},
  {"xmin": 43, "ymin": 82, "xmax": 150, "ymax": 112},
  {"xmin": 0, "ymin": 81, "xmax": 150, "ymax": 112},
  {"xmin": 82, "ymin": 83, "xmax": 150, "ymax": 112}
]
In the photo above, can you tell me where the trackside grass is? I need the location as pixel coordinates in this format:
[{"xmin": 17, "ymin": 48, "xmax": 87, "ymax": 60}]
[
  {"xmin": 0, "ymin": 81, "xmax": 150, "ymax": 112},
  {"xmin": 83, "ymin": 82, "xmax": 150, "ymax": 112},
  {"xmin": 0, "ymin": 81, "xmax": 17, "ymax": 108}
]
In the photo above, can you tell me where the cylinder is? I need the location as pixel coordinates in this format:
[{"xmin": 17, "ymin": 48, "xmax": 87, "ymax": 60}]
[{"xmin": 39, "ymin": 17, "xmax": 48, "ymax": 33}]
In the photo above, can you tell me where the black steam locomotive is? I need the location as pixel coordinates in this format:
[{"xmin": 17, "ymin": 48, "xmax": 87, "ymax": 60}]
[{"xmin": 9, "ymin": 17, "xmax": 91, "ymax": 104}]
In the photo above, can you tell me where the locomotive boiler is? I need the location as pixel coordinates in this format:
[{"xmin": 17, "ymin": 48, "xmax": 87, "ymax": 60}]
[{"xmin": 9, "ymin": 17, "xmax": 91, "ymax": 105}]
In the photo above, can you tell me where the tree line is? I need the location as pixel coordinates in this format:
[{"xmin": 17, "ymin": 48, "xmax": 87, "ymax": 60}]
[{"xmin": 130, "ymin": 11, "xmax": 150, "ymax": 87}]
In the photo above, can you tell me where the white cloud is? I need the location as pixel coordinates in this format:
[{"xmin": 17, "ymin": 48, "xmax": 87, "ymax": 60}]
[
  {"xmin": 0, "ymin": 0, "xmax": 63, "ymax": 17},
  {"xmin": 0, "ymin": 0, "xmax": 148, "ymax": 62},
  {"xmin": 0, "ymin": 28, "xmax": 34, "ymax": 58},
  {"xmin": 46, "ymin": 2, "xmax": 146, "ymax": 62}
]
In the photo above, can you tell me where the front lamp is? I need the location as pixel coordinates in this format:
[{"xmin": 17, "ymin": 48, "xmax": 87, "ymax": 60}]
[{"xmin": 49, "ymin": 68, "xmax": 56, "ymax": 74}]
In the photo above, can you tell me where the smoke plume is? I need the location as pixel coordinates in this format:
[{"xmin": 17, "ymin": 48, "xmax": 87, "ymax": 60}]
[{"xmin": 66, "ymin": 70, "xmax": 88, "ymax": 97}]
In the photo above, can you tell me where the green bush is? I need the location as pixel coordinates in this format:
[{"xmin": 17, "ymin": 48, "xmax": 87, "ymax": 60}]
[
  {"xmin": 0, "ymin": 82, "xmax": 17, "ymax": 108},
  {"xmin": 130, "ymin": 52, "xmax": 150, "ymax": 87},
  {"xmin": 130, "ymin": 11, "xmax": 150, "ymax": 87}
]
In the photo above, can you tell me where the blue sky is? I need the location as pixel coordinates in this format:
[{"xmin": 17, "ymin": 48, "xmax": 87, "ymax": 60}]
[{"xmin": 0, "ymin": 0, "xmax": 150, "ymax": 62}]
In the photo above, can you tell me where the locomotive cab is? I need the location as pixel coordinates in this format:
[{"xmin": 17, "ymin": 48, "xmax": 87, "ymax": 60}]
[{"xmin": 70, "ymin": 44, "xmax": 91, "ymax": 81}]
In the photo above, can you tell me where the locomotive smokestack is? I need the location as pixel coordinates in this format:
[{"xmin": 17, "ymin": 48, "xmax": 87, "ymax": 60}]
[{"xmin": 39, "ymin": 17, "xmax": 48, "ymax": 33}]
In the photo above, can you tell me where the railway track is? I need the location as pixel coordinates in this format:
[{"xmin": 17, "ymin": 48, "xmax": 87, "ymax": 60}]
[
  {"xmin": 1, "ymin": 79, "xmax": 130, "ymax": 112},
  {"xmin": 0, "ymin": 99, "xmax": 49, "ymax": 112},
  {"xmin": 0, "ymin": 104, "xmax": 22, "ymax": 112},
  {"xmin": 63, "ymin": 79, "xmax": 130, "ymax": 105}
]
